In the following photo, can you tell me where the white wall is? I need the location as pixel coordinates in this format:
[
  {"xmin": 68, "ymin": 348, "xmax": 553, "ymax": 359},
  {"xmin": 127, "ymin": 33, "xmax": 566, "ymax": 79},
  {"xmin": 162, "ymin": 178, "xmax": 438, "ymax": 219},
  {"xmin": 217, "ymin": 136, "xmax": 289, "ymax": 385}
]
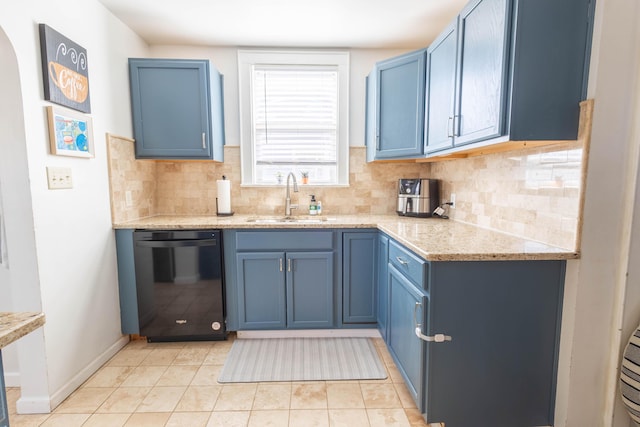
[
  {"xmin": 557, "ymin": 0, "xmax": 640, "ymax": 425},
  {"xmin": 148, "ymin": 45, "xmax": 408, "ymax": 148},
  {"xmin": 0, "ymin": 0, "xmax": 149, "ymax": 411}
]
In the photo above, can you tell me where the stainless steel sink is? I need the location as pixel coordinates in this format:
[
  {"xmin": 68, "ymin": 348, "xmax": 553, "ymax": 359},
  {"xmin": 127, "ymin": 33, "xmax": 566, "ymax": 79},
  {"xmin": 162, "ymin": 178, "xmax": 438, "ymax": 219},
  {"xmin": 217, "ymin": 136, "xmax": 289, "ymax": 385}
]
[{"xmin": 246, "ymin": 216, "xmax": 328, "ymax": 224}]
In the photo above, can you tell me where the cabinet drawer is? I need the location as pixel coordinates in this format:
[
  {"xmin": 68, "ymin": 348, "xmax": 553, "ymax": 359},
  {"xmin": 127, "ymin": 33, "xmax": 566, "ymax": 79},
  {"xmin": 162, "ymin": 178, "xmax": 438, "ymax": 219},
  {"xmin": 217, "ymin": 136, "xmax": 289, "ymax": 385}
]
[
  {"xmin": 389, "ymin": 240, "xmax": 428, "ymax": 289},
  {"xmin": 236, "ymin": 231, "xmax": 334, "ymax": 251}
]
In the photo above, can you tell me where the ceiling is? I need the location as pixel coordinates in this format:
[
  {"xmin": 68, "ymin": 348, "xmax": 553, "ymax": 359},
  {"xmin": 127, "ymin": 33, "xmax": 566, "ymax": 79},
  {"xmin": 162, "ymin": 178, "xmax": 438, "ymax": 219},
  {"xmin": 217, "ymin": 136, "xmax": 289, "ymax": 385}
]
[{"xmin": 97, "ymin": 0, "xmax": 468, "ymax": 49}]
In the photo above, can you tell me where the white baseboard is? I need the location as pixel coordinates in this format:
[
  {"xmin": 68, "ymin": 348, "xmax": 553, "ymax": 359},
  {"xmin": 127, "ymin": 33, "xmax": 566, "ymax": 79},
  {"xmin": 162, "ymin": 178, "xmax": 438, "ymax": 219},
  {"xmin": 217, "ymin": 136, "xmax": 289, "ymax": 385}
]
[
  {"xmin": 48, "ymin": 335, "xmax": 129, "ymax": 410},
  {"xmin": 237, "ymin": 329, "xmax": 382, "ymax": 339},
  {"xmin": 16, "ymin": 396, "xmax": 51, "ymax": 414}
]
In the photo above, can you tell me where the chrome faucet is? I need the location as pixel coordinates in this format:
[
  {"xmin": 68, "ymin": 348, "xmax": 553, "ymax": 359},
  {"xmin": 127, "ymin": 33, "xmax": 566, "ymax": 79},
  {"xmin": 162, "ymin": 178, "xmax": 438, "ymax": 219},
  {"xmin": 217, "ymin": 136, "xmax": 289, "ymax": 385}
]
[{"xmin": 285, "ymin": 172, "xmax": 299, "ymax": 217}]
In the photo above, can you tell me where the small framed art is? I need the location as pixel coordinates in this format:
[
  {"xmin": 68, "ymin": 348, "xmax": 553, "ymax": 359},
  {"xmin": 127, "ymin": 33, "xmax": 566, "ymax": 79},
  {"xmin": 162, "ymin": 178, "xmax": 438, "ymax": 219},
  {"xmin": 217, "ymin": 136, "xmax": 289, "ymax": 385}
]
[{"xmin": 46, "ymin": 105, "xmax": 94, "ymax": 158}]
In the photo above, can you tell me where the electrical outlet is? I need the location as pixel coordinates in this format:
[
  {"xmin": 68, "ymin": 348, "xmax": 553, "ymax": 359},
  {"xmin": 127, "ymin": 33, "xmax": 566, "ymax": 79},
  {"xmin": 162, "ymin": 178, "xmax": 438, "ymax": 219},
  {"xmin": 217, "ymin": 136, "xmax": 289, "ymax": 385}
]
[
  {"xmin": 450, "ymin": 193, "xmax": 456, "ymax": 208},
  {"xmin": 46, "ymin": 166, "xmax": 73, "ymax": 189}
]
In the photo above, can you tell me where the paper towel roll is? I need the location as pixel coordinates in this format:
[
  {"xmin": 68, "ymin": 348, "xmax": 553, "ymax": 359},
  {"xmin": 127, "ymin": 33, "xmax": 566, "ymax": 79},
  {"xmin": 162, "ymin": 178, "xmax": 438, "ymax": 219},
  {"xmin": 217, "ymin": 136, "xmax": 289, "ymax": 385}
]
[{"xmin": 216, "ymin": 179, "xmax": 232, "ymax": 214}]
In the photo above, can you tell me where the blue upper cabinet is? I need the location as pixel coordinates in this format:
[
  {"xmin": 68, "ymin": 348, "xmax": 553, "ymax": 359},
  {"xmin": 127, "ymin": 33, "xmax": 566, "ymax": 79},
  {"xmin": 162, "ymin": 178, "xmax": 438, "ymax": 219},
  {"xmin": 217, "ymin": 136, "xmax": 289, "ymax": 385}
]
[
  {"xmin": 425, "ymin": 0, "xmax": 594, "ymax": 155},
  {"xmin": 370, "ymin": 49, "xmax": 427, "ymax": 160},
  {"xmin": 454, "ymin": 0, "xmax": 509, "ymax": 146},
  {"xmin": 129, "ymin": 58, "xmax": 225, "ymax": 160},
  {"xmin": 424, "ymin": 20, "xmax": 459, "ymax": 153}
]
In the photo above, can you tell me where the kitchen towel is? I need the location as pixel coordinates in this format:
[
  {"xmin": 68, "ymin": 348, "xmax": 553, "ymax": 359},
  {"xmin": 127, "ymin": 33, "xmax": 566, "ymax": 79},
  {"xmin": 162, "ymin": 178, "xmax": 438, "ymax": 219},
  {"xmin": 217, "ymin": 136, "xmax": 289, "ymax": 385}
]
[
  {"xmin": 218, "ymin": 337, "xmax": 387, "ymax": 383},
  {"xmin": 216, "ymin": 178, "xmax": 231, "ymax": 214}
]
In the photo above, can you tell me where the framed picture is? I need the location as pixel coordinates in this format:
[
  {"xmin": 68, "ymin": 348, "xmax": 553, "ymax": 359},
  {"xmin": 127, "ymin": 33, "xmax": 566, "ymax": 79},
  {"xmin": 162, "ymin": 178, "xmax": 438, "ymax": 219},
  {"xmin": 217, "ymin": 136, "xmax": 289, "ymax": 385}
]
[
  {"xmin": 46, "ymin": 106, "xmax": 94, "ymax": 158},
  {"xmin": 39, "ymin": 23, "xmax": 91, "ymax": 113}
]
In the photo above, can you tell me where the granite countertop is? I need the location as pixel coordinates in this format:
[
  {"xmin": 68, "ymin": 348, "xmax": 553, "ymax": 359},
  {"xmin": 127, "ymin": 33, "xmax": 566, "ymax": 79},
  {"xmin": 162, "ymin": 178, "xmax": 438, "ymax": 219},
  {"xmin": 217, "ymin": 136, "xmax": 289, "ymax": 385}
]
[
  {"xmin": 113, "ymin": 214, "xmax": 578, "ymax": 261},
  {"xmin": 0, "ymin": 312, "xmax": 45, "ymax": 349}
]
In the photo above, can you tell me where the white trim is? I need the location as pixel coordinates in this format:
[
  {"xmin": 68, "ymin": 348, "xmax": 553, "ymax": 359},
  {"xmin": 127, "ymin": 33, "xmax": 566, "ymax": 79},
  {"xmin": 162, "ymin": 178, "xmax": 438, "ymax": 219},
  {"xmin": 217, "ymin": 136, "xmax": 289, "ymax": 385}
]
[
  {"xmin": 237, "ymin": 329, "xmax": 381, "ymax": 339},
  {"xmin": 238, "ymin": 49, "xmax": 350, "ymax": 186},
  {"xmin": 3, "ymin": 371, "xmax": 20, "ymax": 388},
  {"xmin": 47, "ymin": 336, "xmax": 129, "ymax": 411},
  {"xmin": 15, "ymin": 396, "xmax": 51, "ymax": 414}
]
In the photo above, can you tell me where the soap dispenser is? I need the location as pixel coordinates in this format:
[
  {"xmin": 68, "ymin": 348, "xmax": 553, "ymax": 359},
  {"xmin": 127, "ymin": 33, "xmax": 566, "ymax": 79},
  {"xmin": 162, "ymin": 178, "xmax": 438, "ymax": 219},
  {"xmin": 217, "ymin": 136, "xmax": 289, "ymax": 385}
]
[{"xmin": 309, "ymin": 195, "xmax": 318, "ymax": 215}]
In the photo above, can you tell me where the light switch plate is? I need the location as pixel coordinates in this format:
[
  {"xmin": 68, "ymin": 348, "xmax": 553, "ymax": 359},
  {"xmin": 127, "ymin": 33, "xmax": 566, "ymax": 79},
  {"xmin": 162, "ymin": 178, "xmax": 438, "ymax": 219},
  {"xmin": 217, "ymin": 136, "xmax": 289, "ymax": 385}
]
[{"xmin": 46, "ymin": 166, "xmax": 73, "ymax": 189}]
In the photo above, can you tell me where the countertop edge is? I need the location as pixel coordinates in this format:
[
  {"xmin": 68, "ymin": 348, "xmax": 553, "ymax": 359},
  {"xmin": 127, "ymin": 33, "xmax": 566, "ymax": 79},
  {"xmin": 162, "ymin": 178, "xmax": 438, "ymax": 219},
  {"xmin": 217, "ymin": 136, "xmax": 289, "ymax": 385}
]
[
  {"xmin": 0, "ymin": 312, "xmax": 46, "ymax": 349},
  {"xmin": 112, "ymin": 215, "xmax": 578, "ymax": 261}
]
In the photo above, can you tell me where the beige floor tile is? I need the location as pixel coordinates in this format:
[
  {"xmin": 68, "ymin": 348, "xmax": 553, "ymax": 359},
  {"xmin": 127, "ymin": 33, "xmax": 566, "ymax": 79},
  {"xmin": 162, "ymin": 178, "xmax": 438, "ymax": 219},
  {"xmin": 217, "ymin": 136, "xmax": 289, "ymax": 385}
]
[
  {"xmin": 136, "ymin": 386, "xmax": 187, "ymax": 412},
  {"xmin": 83, "ymin": 366, "xmax": 135, "ymax": 388},
  {"xmin": 214, "ymin": 384, "xmax": 257, "ymax": 411},
  {"xmin": 248, "ymin": 409, "xmax": 290, "ymax": 426},
  {"xmin": 54, "ymin": 387, "xmax": 115, "ymax": 413},
  {"xmin": 140, "ymin": 348, "xmax": 181, "ymax": 366},
  {"xmin": 191, "ymin": 364, "xmax": 223, "ymax": 385},
  {"xmin": 360, "ymin": 384, "xmax": 402, "ymax": 409},
  {"xmin": 121, "ymin": 366, "xmax": 168, "ymax": 387},
  {"xmin": 82, "ymin": 413, "xmax": 131, "ymax": 427},
  {"xmin": 289, "ymin": 409, "xmax": 329, "ymax": 426},
  {"xmin": 393, "ymin": 383, "xmax": 417, "ymax": 409},
  {"xmin": 107, "ymin": 349, "xmax": 152, "ymax": 367},
  {"xmin": 156, "ymin": 365, "xmax": 199, "ymax": 386},
  {"xmin": 367, "ymin": 408, "xmax": 411, "ymax": 427},
  {"xmin": 175, "ymin": 385, "xmax": 222, "ymax": 412},
  {"xmin": 97, "ymin": 387, "xmax": 151, "ymax": 413},
  {"xmin": 166, "ymin": 411, "xmax": 211, "ymax": 427},
  {"xmin": 39, "ymin": 413, "xmax": 91, "ymax": 426},
  {"xmin": 403, "ymin": 408, "xmax": 429, "ymax": 426},
  {"xmin": 252, "ymin": 383, "xmax": 292, "ymax": 410},
  {"xmin": 291, "ymin": 383, "xmax": 328, "ymax": 409},
  {"xmin": 123, "ymin": 412, "xmax": 172, "ymax": 426},
  {"xmin": 8, "ymin": 413, "xmax": 51, "ymax": 427},
  {"xmin": 326, "ymin": 383, "xmax": 365, "ymax": 409},
  {"xmin": 207, "ymin": 410, "xmax": 250, "ymax": 427},
  {"xmin": 387, "ymin": 364, "xmax": 405, "ymax": 383},
  {"xmin": 328, "ymin": 409, "xmax": 370, "ymax": 427},
  {"xmin": 174, "ymin": 347, "xmax": 210, "ymax": 365},
  {"xmin": 203, "ymin": 347, "xmax": 230, "ymax": 365},
  {"xmin": 6, "ymin": 387, "xmax": 19, "ymax": 415}
]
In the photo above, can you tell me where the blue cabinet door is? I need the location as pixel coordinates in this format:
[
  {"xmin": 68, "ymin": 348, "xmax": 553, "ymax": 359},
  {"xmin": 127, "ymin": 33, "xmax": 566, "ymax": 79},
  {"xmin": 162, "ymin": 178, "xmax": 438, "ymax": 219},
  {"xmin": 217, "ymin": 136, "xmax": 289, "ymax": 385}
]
[
  {"xmin": 0, "ymin": 351, "xmax": 7, "ymax": 427},
  {"xmin": 343, "ymin": 233, "xmax": 377, "ymax": 324},
  {"xmin": 376, "ymin": 234, "xmax": 390, "ymax": 340},
  {"xmin": 129, "ymin": 58, "xmax": 225, "ymax": 160},
  {"xmin": 286, "ymin": 252, "xmax": 334, "ymax": 328},
  {"xmin": 374, "ymin": 49, "xmax": 427, "ymax": 159},
  {"xmin": 454, "ymin": 0, "xmax": 509, "ymax": 146},
  {"xmin": 236, "ymin": 252, "xmax": 286, "ymax": 329},
  {"xmin": 388, "ymin": 264, "xmax": 426, "ymax": 410},
  {"xmin": 425, "ymin": 20, "xmax": 458, "ymax": 153}
]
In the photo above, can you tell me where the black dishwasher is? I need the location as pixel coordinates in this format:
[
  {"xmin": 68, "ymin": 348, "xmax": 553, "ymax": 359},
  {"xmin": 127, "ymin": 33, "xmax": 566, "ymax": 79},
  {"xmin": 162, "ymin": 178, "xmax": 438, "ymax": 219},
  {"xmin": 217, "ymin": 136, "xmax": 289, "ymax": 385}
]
[{"xmin": 133, "ymin": 229, "xmax": 226, "ymax": 342}]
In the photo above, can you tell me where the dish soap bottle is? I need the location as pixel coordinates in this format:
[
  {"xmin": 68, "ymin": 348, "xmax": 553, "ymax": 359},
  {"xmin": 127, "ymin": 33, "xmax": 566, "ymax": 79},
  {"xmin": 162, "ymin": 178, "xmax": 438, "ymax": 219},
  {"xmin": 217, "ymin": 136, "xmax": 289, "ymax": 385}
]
[{"xmin": 309, "ymin": 195, "xmax": 318, "ymax": 216}]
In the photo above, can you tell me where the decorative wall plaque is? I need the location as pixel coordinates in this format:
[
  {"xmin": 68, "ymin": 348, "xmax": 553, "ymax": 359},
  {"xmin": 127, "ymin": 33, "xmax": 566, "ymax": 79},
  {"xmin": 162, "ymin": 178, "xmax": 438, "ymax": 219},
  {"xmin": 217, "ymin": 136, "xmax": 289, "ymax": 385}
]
[{"xmin": 39, "ymin": 24, "xmax": 91, "ymax": 113}]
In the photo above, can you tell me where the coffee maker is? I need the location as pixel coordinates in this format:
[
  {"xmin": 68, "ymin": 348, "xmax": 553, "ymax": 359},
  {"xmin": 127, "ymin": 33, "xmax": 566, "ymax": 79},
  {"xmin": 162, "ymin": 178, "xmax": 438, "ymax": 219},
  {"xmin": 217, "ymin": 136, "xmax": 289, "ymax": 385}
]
[{"xmin": 396, "ymin": 179, "xmax": 440, "ymax": 217}]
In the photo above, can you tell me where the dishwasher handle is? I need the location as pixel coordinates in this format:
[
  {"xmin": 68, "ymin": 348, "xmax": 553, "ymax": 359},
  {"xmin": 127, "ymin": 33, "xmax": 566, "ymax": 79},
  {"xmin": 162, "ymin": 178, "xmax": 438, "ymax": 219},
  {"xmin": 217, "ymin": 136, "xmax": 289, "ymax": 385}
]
[{"xmin": 135, "ymin": 239, "xmax": 218, "ymax": 248}]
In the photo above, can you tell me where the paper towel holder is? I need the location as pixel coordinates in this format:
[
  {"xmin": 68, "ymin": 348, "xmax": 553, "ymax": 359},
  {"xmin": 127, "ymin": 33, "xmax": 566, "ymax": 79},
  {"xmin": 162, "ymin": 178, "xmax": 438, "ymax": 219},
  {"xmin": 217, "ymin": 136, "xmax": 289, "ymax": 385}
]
[
  {"xmin": 216, "ymin": 198, "xmax": 234, "ymax": 216},
  {"xmin": 216, "ymin": 175, "xmax": 234, "ymax": 216}
]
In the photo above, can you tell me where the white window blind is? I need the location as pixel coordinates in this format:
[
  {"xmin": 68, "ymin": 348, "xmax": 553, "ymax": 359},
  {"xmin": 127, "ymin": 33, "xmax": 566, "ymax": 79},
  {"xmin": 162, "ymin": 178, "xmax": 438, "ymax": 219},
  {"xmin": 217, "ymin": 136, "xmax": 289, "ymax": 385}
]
[
  {"xmin": 252, "ymin": 66, "xmax": 338, "ymax": 184},
  {"xmin": 238, "ymin": 50, "xmax": 349, "ymax": 186}
]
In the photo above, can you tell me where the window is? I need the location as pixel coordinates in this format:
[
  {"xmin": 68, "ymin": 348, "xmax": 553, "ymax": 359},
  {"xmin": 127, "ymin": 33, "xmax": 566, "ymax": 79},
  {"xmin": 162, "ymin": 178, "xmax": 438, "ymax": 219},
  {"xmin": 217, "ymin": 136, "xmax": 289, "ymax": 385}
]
[{"xmin": 238, "ymin": 50, "xmax": 349, "ymax": 185}]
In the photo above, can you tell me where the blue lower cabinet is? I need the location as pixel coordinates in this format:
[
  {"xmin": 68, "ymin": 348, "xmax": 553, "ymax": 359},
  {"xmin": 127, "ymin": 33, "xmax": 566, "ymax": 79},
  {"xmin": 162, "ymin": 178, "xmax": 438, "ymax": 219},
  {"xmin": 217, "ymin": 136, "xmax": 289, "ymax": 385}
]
[
  {"xmin": 0, "ymin": 351, "xmax": 8, "ymax": 427},
  {"xmin": 235, "ymin": 250, "xmax": 334, "ymax": 330},
  {"xmin": 236, "ymin": 252, "xmax": 287, "ymax": 329},
  {"xmin": 287, "ymin": 252, "xmax": 334, "ymax": 328},
  {"xmin": 423, "ymin": 261, "xmax": 565, "ymax": 427},
  {"xmin": 376, "ymin": 234, "xmax": 390, "ymax": 339},
  {"xmin": 387, "ymin": 264, "xmax": 427, "ymax": 409},
  {"xmin": 342, "ymin": 232, "xmax": 378, "ymax": 324}
]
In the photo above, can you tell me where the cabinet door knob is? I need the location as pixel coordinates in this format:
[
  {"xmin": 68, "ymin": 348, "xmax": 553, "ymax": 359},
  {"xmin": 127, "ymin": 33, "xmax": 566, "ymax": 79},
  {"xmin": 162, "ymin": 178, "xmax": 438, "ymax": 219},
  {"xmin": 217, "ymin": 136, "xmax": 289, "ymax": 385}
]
[
  {"xmin": 202, "ymin": 132, "xmax": 206, "ymax": 149},
  {"xmin": 279, "ymin": 258, "xmax": 283, "ymax": 272},
  {"xmin": 288, "ymin": 258, "xmax": 292, "ymax": 272}
]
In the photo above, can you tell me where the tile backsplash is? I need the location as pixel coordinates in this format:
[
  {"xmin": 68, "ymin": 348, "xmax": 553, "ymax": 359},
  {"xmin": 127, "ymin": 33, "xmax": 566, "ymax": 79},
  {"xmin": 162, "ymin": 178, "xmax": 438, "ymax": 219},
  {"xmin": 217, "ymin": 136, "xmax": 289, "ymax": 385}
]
[{"xmin": 107, "ymin": 101, "xmax": 591, "ymax": 251}]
